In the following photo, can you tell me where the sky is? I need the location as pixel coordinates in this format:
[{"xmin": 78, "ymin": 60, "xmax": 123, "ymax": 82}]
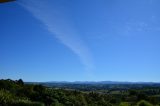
[{"xmin": 0, "ymin": 0, "xmax": 160, "ymax": 82}]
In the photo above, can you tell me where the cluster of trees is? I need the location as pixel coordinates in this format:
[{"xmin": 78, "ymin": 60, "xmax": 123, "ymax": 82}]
[{"xmin": 0, "ymin": 79, "xmax": 160, "ymax": 106}]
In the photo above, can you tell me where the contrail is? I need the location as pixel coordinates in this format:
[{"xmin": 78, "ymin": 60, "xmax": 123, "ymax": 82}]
[{"xmin": 18, "ymin": 0, "xmax": 94, "ymax": 74}]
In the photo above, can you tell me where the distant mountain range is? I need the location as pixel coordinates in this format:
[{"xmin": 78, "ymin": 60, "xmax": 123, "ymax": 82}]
[
  {"xmin": 26, "ymin": 81, "xmax": 160, "ymax": 85},
  {"xmin": 25, "ymin": 81, "xmax": 160, "ymax": 90}
]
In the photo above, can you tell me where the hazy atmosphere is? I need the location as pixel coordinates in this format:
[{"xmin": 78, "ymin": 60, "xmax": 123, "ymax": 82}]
[{"xmin": 1, "ymin": 0, "xmax": 160, "ymax": 82}]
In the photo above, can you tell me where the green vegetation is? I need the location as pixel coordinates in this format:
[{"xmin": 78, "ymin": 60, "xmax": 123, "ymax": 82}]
[{"xmin": 0, "ymin": 79, "xmax": 160, "ymax": 106}]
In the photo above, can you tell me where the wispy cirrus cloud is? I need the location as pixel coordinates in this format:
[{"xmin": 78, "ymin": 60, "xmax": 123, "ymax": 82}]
[{"xmin": 18, "ymin": 0, "xmax": 94, "ymax": 74}]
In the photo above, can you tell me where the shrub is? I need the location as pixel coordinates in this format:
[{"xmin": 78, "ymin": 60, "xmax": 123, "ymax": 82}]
[
  {"xmin": 120, "ymin": 102, "xmax": 130, "ymax": 106},
  {"xmin": 137, "ymin": 100, "xmax": 153, "ymax": 106},
  {"xmin": 0, "ymin": 89, "xmax": 14, "ymax": 105},
  {"xmin": 11, "ymin": 100, "xmax": 44, "ymax": 106}
]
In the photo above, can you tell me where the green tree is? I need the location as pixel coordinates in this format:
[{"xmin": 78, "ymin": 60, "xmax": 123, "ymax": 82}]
[
  {"xmin": 17, "ymin": 79, "xmax": 24, "ymax": 85},
  {"xmin": 137, "ymin": 100, "xmax": 153, "ymax": 106},
  {"xmin": 120, "ymin": 102, "xmax": 130, "ymax": 106}
]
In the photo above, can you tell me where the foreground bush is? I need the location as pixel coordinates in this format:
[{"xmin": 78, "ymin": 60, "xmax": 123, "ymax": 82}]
[
  {"xmin": 137, "ymin": 100, "xmax": 153, "ymax": 106},
  {"xmin": 11, "ymin": 100, "xmax": 44, "ymax": 106},
  {"xmin": 0, "ymin": 89, "xmax": 14, "ymax": 105},
  {"xmin": 120, "ymin": 102, "xmax": 131, "ymax": 106}
]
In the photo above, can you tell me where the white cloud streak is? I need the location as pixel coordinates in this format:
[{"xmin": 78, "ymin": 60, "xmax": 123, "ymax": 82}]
[{"xmin": 18, "ymin": 0, "xmax": 94, "ymax": 73}]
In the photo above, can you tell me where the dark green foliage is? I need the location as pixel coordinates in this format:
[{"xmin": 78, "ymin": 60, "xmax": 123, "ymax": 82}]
[
  {"xmin": 17, "ymin": 79, "xmax": 24, "ymax": 85},
  {"xmin": 137, "ymin": 93, "xmax": 148, "ymax": 101},
  {"xmin": 119, "ymin": 102, "xmax": 130, "ymax": 106},
  {"xmin": 0, "ymin": 89, "xmax": 44, "ymax": 106},
  {"xmin": 137, "ymin": 100, "xmax": 153, "ymax": 106},
  {"xmin": 129, "ymin": 90, "xmax": 138, "ymax": 96},
  {"xmin": 0, "ymin": 79, "xmax": 160, "ymax": 106},
  {"xmin": 0, "ymin": 89, "xmax": 14, "ymax": 105},
  {"xmin": 11, "ymin": 100, "xmax": 44, "ymax": 106}
]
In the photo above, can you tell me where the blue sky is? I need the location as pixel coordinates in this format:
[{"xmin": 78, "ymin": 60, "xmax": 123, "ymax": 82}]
[{"xmin": 0, "ymin": 0, "xmax": 160, "ymax": 82}]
